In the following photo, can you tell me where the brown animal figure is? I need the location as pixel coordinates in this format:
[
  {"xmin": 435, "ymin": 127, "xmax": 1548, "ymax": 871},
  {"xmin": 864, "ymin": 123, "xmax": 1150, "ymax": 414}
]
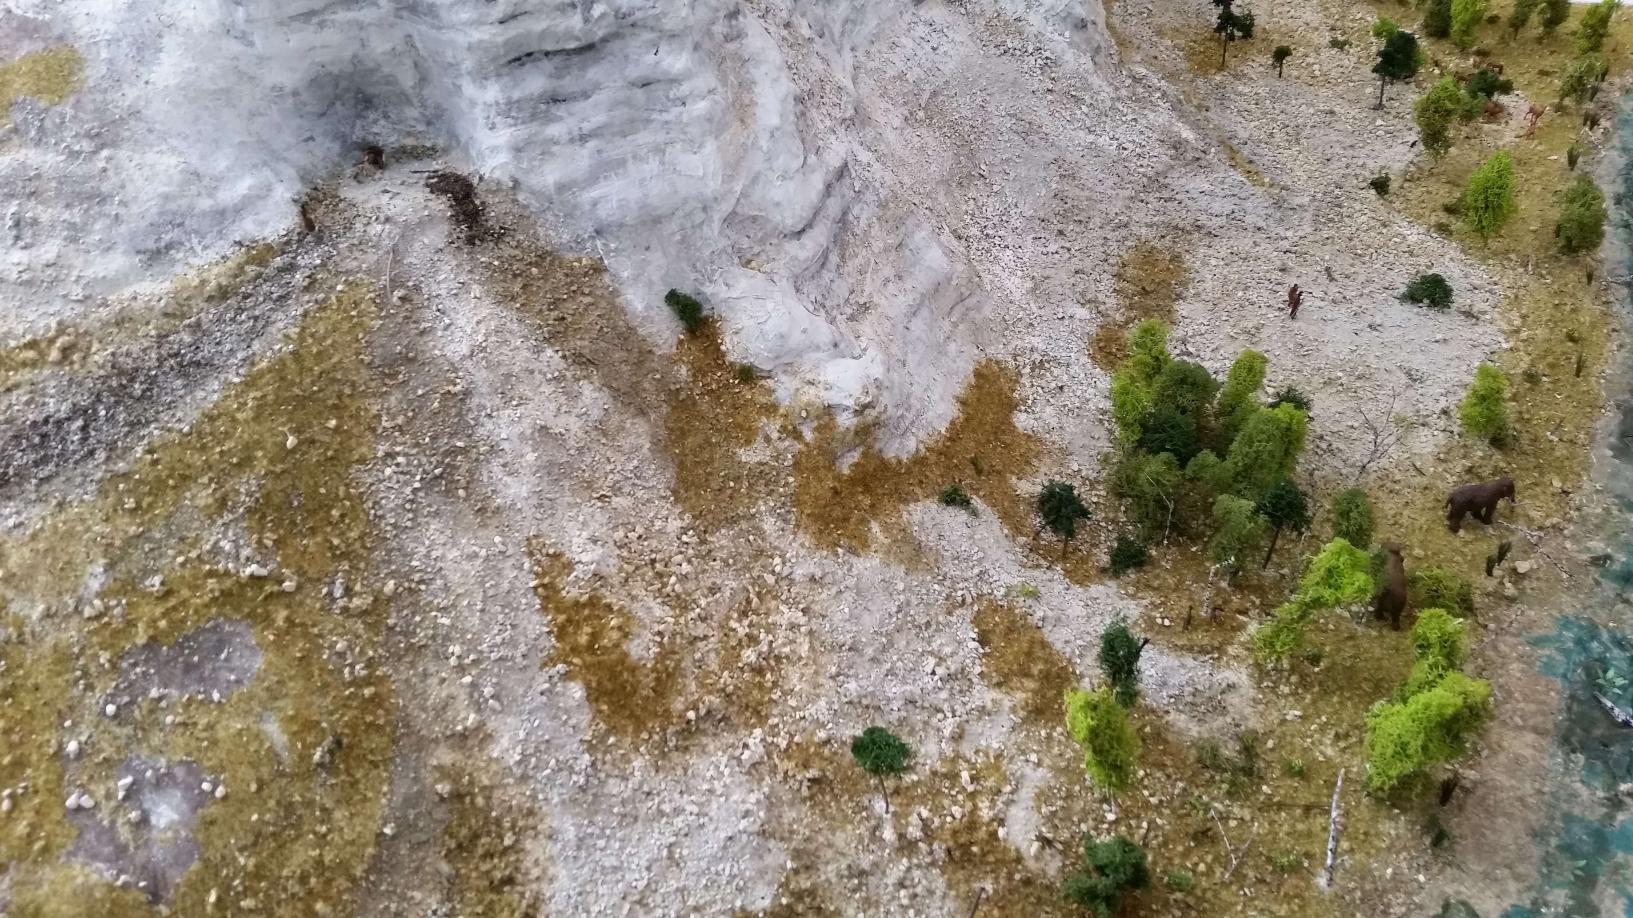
[
  {"xmin": 298, "ymin": 197, "xmax": 317, "ymax": 234},
  {"xmin": 1524, "ymin": 103, "xmax": 1545, "ymax": 138},
  {"xmin": 1287, "ymin": 284, "xmax": 1302, "ymax": 319},
  {"xmin": 362, "ymin": 144, "xmax": 385, "ymax": 168},
  {"xmin": 1374, "ymin": 541, "xmax": 1408, "ymax": 630},
  {"xmin": 1445, "ymin": 477, "xmax": 1516, "ymax": 533}
]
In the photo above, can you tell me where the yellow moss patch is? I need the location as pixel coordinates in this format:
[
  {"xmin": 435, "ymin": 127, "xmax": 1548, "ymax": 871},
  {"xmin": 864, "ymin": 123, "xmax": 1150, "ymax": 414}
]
[
  {"xmin": 437, "ymin": 766, "xmax": 544, "ymax": 918},
  {"xmin": 1092, "ymin": 241, "xmax": 1191, "ymax": 369},
  {"xmin": 793, "ymin": 361, "xmax": 1042, "ymax": 552},
  {"xmin": 0, "ymin": 46, "xmax": 83, "ymax": 127},
  {"xmin": 973, "ymin": 600, "xmax": 1080, "ymax": 722}
]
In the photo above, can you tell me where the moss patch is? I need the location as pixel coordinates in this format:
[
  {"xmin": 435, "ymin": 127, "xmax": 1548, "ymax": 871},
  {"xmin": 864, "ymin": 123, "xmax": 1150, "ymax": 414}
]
[
  {"xmin": 0, "ymin": 46, "xmax": 83, "ymax": 128},
  {"xmin": 973, "ymin": 600, "xmax": 1081, "ymax": 722},
  {"xmin": 1091, "ymin": 241, "xmax": 1190, "ymax": 370}
]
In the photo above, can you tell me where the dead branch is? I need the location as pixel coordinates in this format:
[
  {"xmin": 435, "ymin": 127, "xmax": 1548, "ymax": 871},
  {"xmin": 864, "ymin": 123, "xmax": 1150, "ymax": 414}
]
[
  {"xmin": 1224, "ymin": 824, "xmax": 1258, "ymax": 881},
  {"xmin": 1354, "ymin": 389, "xmax": 1408, "ymax": 478},
  {"xmin": 1595, "ymin": 692, "xmax": 1633, "ymax": 727},
  {"xmin": 1319, "ymin": 769, "xmax": 1345, "ymax": 890},
  {"xmin": 1494, "ymin": 521, "xmax": 1569, "ymax": 574},
  {"xmin": 1212, "ymin": 808, "xmax": 1257, "ymax": 881}
]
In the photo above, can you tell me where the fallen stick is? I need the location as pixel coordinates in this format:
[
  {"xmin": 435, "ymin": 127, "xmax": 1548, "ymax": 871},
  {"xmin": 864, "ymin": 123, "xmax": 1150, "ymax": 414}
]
[
  {"xmin": 1595, "ymin": 692, "xmax": 1633, "ymax": 727},
  {"xmin": 1319, "ymin": 768, "xmax": 1345, "ymax": 890},
  {"xmin": 1223, "ymin": 825, "xmax": 1258, "ymax": 882}
]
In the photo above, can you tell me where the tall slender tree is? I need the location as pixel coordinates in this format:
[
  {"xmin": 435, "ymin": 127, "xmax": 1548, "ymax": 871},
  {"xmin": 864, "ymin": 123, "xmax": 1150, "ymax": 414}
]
[
  {"xmin": 1039, "ymin": 480, "xmax": 1091, "ymax": 560},
  {"xmin": 1256, "ymin": 477, "xmax": 1312, "ymax": 568},
  {"xmin": 1213, "ymin": 0, "xmax": 1256, "ymax": 66},
  {"xmin": 1373, "ymin": 30, "xmax": 1422, "ymax": 109}
]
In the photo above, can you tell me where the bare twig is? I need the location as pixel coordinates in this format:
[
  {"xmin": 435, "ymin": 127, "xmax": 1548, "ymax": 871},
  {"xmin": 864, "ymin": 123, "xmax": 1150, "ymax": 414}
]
[
  {"xmin": 1319, "ymin": 769, "xmax": 1345, "ymax": 890},
  {"xmin": 1224, "ymin": 825, "xmax": 1258, "ymax": 881},
  {"xmin": 1494, "ymin": 521, "xmax": 1569, "ymax": 574},
  {"xmin": 968, "ymin": 887, "xmax": 988, "ymax": 918},
  {"xmin": 1354, "ymin": 389, "xmax": 1408, "ymax": 477},
  {"xmin": 1595, "ymin": 692, "xmax": 1633, "ymax": 727},
  {"xmin": 1211, "ymin": 808, "xmax": 1257, "ymax": 881}
]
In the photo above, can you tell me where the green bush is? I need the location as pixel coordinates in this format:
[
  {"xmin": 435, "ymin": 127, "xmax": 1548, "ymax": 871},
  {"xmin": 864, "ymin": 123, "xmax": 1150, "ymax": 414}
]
[
  {"xmin": 1365, "ymin": 671, "xmax": 1492, "ymax": 793},
  {"xmin": 1221, "ymin": 403, "xmax": 1308, "ymax": 498},
  {"xmin": 1459, "ymin": 363, "xmax": 1511, "ymax": 445},
  {"xmin": 1110, "ymin": 371, "xmax": 1153, "ymax": 447},
  {"xmin": 1370, "ymin": 173, "xmax": 1392, "ymax": 196},
  {"xmin": 1508, "ymin": 0, "xmax": 1539, "ymax": 34},
  {"xmin": 851, "ymin": 726, "xmax": 911, "ymax": 776},
  {"xmin": 1065, "ymin": 688, "xmax": 1140, "ymax": 792},
  {"xmin": 1558, "ymin": 174, "xmax": 1607, "ymax": 255},
  {"xmin": 1461, "ymin": 151, "xmax": 1516, "ymax": 240},
  {"xmin": 939, "ymin": 483, "xmax": 975, "ymax": 512},
  {"xmin": 1402, "ymin": 608, "xmax": 1470, "ymax": 698},
  {"xmin": 1408, "ymin": 567, "xmax": 1475, "ymax": 617},
  {"xmin": 1267, "ymin": 386, "xmax": 1312, "ymax": 414},
  {"xmin": 1138, "ymin": 406, "xmax": 1204, "ymax": 464},
  {"xmin": 1099, "ymin": 619, "xmax": 1148, "ymax": 707},
  {"xmin": 1125, "ymin": 319, "xmax": 1171, "ymax": 385},
  {"xmin": 1165, "ymin": 869, "xmax": 1195, "ymax": 893},
  {"xmin": 1297, "ymin": 538, "xmax": 1376, "ymax": 608},
  {"xmin": 1541, "ymin": 0, "xmax": 1571, "ymax": 34},
  {"xmin": 1151, "ymin": 359, "xmax": 1220, "ymax": 421},
  {"xmin": 1254, "ymin": 601, "xmax": 1315, "ymax": 661},
  {"xmin": 1107, "ymin": 536, "xmax": 1150, "ymax": 576},
  {"xmin": 1208, "ymin": 495, "xmax": 1268, "ymax": 575},
  {"xmin": 1560, "ymin": 53, "xmax": 1607, "ymax": 106},
  {"xmin": 665, "ymin": 289, "xmax": 707, "ymax": 335},
  {"xmin": 1402, "ymin": 272, "xmax": 1454, "ymax": 309},
  {"xmin": 1424, "ymin": 0, "xmax": 1453, "ymax": 39},
  {"xmin": 1064, "ymin": 835, "xmax": 1150, "ymax": 917},
  {"xmin": 1213, "ymin": 349, "xmax": 1268, "ymax": 448},
  {"xmin": 1373, "ymin": 17, "xmax": 1401, "ymax": 39},
  {"xmin": 1466, "ymin": 68, "xmax": 1514, "ymax": 99},
  {"xmin": 1330, "ymin": 488, "xmax": 1376, "ymax": 548},
  {"xmin": 1039, "ymin": 480, "xmax": 1092, "ymax": 549},
  {"xmin": 1111, "ymin": 452, "xmax": 1181, "ymax": 540},
  {"xmin": 1414, "ymin": 77, "xmax": 1464, "ymax": 158},
  {"xmin": 1576, "ymin": 0, "xmax": 1618, "ymax": 55},
  {"xmin": 1450, "ymin": 0, "xmax": 1490, "ymax": 49}
]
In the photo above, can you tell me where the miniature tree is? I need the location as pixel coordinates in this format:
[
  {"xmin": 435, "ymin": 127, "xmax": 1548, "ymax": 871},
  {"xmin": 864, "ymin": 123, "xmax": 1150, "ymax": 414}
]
[
  {"xmin": 1063, "ymin": 835, "xmax": 1150, "ymax": 917},
  {"xmin": 1450, "ymin": 0, "xmax": 1489, "ymax": 49},
  {"xmin": 939, "ymin": 483, "xmax": 976, "ymax": 513},
  {"xmin": 1374, "ymin": 17, "xmax": 1401, "ymax": 39},
  {"xmin": 1111, "ymin": 451, "xmax": 1181, "ymax": 541},
  {"xmin": 1213, "ymin": 0, "xmax": 1256, "ymax": 67},
  {"xmin": 1296, "ymin": 538, "xmax": 1376, "ymax": 608},
  {"xmin": 1256, "ymin": 477, "xmax": 1312, "ymax": 568},
  {"xmin": 850, "ymin": 726, "xmax": 911, "ymax": 813},
  {"xmin": 1212, "ymin": 349, "xmax": 1267, "ymax": 448},
  {"xmin": 1220, "ymin": 403, "xmax": 1308, "ymax": 498},
  {"xmin": 1151, "ymin": 359, "xmax": 1220, "ymax": 421},
  {"xmin": 1373, "ymin": 30, "xmax": 1423, "ymax": 108},
  {"xmin": 1461, "ymin": 151, "xmax": 1516, "ymax": 241},
  {"xmin": 1124, "ymin": 319, "xmax": 1171, "ymax": 385},
  {"xmin": 1253, "ymin": 601, "xmax": 1316, "ymax": 661},
  {"xmin": 1576, "ymin": 0, "xmax": 1619, "ymax": 55},
  {"xmin": 1272, "ymin": 45, "xmax": 1293, "ymax": 77},
  {"xmin": 1039, "ymin": 480, "xmax": 1091, "ymax": 560},
  {"xmin": 1559, "ymin": 54, "xmax": 1608, "ymax": 106},
  {"xmin": 1459, "ymin": 363, "xmax": 1511, "ymax": 445},
  {"xmin": 1558, "ymin": 174, "xmax": 1608, "ymax": 255},
  {"xmin": 1402, "ymin": 608, "xmax": 1470, "ymax": 698},
  {"xmin": 1541, "ymin": 0, "xmax": 1571, "ymax": 34},
  {"xmin": 1415, "ymin": 76, "xmax": 1464, "ymax": 157},
  {"xmin": 1330, "ymin": 488, "xmax": 1376, "ymax": 549},
  {"xmin": 1408, "ymin": 567, "xmax": 1475, "ymax": 617},
  {"xmin": 1107, "ymin": 536, "xmax": 1150, "ymax": 576},
  {"xmin": 1109, "ymin": 372, "xmax": 1152, "ymax": 447},
  {"xmin": 1208, "ymin": 495, "xmax": 1268, "ymax": 577},
  {"xmin": 1466, "ymin": 68, "xmax": 1514, "ymax": 100},
  {"xmin": 1098, "ymin": 620, "xmax": 1150, "ymax": 708},
  {"xmin": 665, "ymin": 289, "xmax": 707, "ymax": 335},
  {"xmin": 1110, "ymin": 319, "xmax": 1171, "ymax": 445},
  {"xmin": 1268, "ymin": 386, "xmax": 1312, "ymax": 415},
  {"xmin": 1402, "ymin": 272, "xmax": 1454, "ymax": 309},
  {"xmin": 1138, "ymin": 407, "xmax": 1203, "ymax": 464},
  {"xmin": 1508, "ymin": 0, "xmax": 1540, "ymax": 34},
  {"xmin": 1065, "ymin": 688, "xmax": 1139, "ymax": 792},
  {"xmin": 1364, "ymin": 671, "xmax": 1492, "ymax": 793},
  {"xmin": 1424, "ymin": 0, "xmax": 1453, "ymax": 38}
]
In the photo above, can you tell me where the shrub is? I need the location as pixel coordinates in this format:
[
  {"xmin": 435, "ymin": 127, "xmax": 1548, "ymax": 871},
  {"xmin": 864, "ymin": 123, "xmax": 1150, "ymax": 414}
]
[
  {"xmin": 1039, "ymin": 480, "xmax": 1091, "ymax": 555},
  {"xmin": 1461, "ymin": 151, "xmax": 1516, "ymax": 240},
  {"xmin": 1330, "ymin": 488, "xmax": 1376, "ymax": 548},
  {"xmin": 1099, "ymin": 620, "xmax": 1149, "ymax": 707},
  {"xmin": 1370, "ymin": 172, "xmax": 1392, "ymax": 196},
  {"xmin": 1254, "ymin": 601, "xmax": 1315, "ymax": 661},
  {"xmin": 1415, "ymin": 77, "xmax": 1464, "ymax": 157},
  {"xmin": 1111, "ymin": 451, "xmax": 1182, "ymax": 540},
  {"xmin": 1297, "ymin": 538, "xmax": 1376, "ymax": 608},
  {"xmin": 1365, "ymin": 671, "xmax": 1493, "ymax": 793},
  {"xmin": 1255, "ymin": 477, "xmax": 1311, "ymax": 569},
  {"xmin": 1558, "ymin": 174, "xmax": 1607, "ymax": 255},
  {"xmin": 1213, "ymin": 349, "xmax": 1268, "ymax": 448},
  {"xmin": 1450, "ymin": 0, "xmax": 1490, "ymax": 49},
  {"xmin": 1065, "ymin": 688, "xmax": 1140, "ymax": 792},
  {"xmin": 1139, "ymin": 406, "xmax": 1204, "ymax": 463},
  {"xmin": 1064, "ymin": 835, "xmax": 1150, "ymax": 916},
  {"xmin": 1560, "ymin": 54, "xmax": 1607, "ymax": 106},
  {"xmin": 1271, "ymin": 852, "xmax": 1303, "ymax": 873},
  {"xmin": 939, "ymin": 483, "xmax": 975, "ymax": 512},
  {"xmin": 665, "ymin": 289, "xmax": 707, "ymax": 335},
  {"xmin": 1151, "ymin": 359, "xmax": 1220, "ymax": 420},
  {"xmin": 1285, "ymin": 757, "xmax": 1308, "ymax": 778},
  {"xmin": 1110, "ymin": 371, "xmax": 1153, "ymax": 446},
  {"xmin": 1424, "ymin": 0, "xmax": 1453, "ymax": 38},
  {"xmin": 1466, "ymin": 68, "xmax": 1514, "ymax": 99},
  {"xmin": 1107, "ymin": 536, "xmax": 1150, "ymax": 576},
  {"xmin": 1576, "ymin": 0, "xmax": 1619, "ymax": 55},
  {"xmin": 1165, "ymin": 870, "xmax": 1195, "ymax": 893},
  {"xmin": 1459, "ymin": 363, "xmax": 1511, "ymax": 445},
  {"xmin": 1508, "ymin": 0, "xmax": 1539, "ymax": 34},
  {"xmin": 1402, "ymin": 272, "xmax": 1454, "ymax": 309},
  {"xmin": 1402, "ymin": 608, "xmax": 1470, "ymax": 697},
  {"xmin": 1373, "ymin": 17, "xmax": 1401, "ymax": 39},
  {"xmin": 1541, "ymin": 0, "xmax": 1571, "ymax": 34},
  {"xmin": 1209, "ymin": 495, "xmax": 1268, "ymax": 575},
  {"xmin": 1221, "ymin": 403, "xmax": 1308, "ymax": 498},
  {"xmin": 1408, "ymin": 567, "xmax": 1475, "ymax": 617},
  {"xmin": 1126, "ymin": 318, "xmax": 1171, "ymax": 385},
  {"xmin": 1267, "ymin": 386, "xmax": 1312, "ymax": 414}
]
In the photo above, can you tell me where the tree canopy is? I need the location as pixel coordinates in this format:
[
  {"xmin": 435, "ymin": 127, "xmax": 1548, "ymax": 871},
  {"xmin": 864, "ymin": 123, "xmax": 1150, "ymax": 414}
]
[
  {"xmin": 1099, "ymin": 620, "xmax": 1148, "ymax": 708},
  {"xmin": 1558, "ymin": 174, "xmax": 1607, "ymax": 255},
  {"xmin": 1065, "ymin": 688, "xmax": 1140, "ymax": 792},
  {"xmin": 1450, "ymin": 0, "xmax": 1489, "ymax": 49},
  {"xmin": 1459, "ymin": 363, "xmax": 1511, "ymax": 445},
  {"xmin": 850, "ymin": 727, "xmax": 911, "ymax": 776},
  {"xmin": 1064, "ymin": 835, "xmax": 1150, "ymax": 918},
  {"xmin": 1330, "ymin": 488, "xmax": 1376, "ymax": 548},
  {"xmin": 1373, "ymin": 30, "xmax": 1422, "ymax": 107},
  {"xmin": 1414, "ymin": 76, "xmax": 1464, "ymax": 157},
  {"xmin": 1461, "ymin": 151, "xmax": 1516, "ymax": 240}
]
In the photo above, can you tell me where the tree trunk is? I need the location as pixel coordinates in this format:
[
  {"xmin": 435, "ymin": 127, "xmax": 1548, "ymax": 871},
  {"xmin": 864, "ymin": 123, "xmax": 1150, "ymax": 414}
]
[
  {"xmin": 1061, "ymin": 534, "xmax": 1070, "ymax": 562},
  {"xmin": 1221, "ymin": 35, "xmax": 1229, "ymax": 67},
  {"xmin": 1277, "ymin": 60, "xmax": 1285, "ymax": 78},
  {"xmin": 1376, "ymin": 76, "xmax": 1387, "ymax": 109},
  {"xmin": 1261, "ymin": 526, "xmax": 1282, "ymax": 569},
  {"xmin": 879, "ymin": 773, "xmax": 891, "ymax": 814}
]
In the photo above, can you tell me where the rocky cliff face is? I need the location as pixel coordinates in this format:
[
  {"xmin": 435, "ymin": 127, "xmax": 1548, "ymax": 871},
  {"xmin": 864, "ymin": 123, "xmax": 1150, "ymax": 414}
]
[{"xmin": 4, "ymin": 0, "xmax": 1144, "ymax": 450}]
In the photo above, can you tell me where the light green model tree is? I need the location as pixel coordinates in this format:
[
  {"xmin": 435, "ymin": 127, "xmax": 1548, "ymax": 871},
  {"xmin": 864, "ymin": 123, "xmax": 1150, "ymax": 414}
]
[
  {"xmin": 1220, "ymin": 403, "xmax": 1308, "ymax": 498},
  {"xmin": 1208, "ymin": 495, "xmax": 1268, "ymax": 576},
  {"xmin": 1461, "ymin": 151, "xmax": 1516, "ymax": 240},
  {"xmin": 1065, "ymin": 688, "xmax": 1140, "ymax": 792},
  {"xmin": 1212, "ymin": 349, "xmax": 1267, "ymax": 448},
  {"xmin": 1402, "ymin": 608, "xmax": 1470, "ymax": 698},
  {"xmin": 1365, "ymin": 671, "xmax": 1492, "ymax": 793},
  {"xmin": 1559, "ymin": 53, "xmax": 1608, "ymax": 106},
  {"xmin": 1450, "ymin": 0, "xmax": 1490, "ymax": 48},
  {"xmin": 1330, "ymin": 488, "xmax": 1376, "ymax": 548},
  {"xmin": 1414, "ymin": 76, "xmax": 1464, "ymax": 157},
  {"xmin": 1459, "ymin": 363, "xmax": 1511, "ymax": 445},
  {"xmin": 1576, "ymin": 0, "xmax": 1620, "ymax": 55},
  {"xmin": 1558, "ymin": 174, "xmax": 1608, "ymax": 255}
]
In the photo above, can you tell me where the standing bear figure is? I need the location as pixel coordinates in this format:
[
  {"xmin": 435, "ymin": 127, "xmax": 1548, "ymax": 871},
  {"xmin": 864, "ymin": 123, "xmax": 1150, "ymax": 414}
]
[
  {"xmin": 1445, "ymin": 477, "xmax": 1516, "ymax": 533},
  {"xmin": 1374, "ymin": 541, "xmax": 1408, "ymax": 631}
]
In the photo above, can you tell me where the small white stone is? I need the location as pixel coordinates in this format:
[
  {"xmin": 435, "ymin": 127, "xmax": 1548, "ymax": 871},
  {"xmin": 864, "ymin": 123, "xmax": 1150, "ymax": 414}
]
[
  {"xmin": 104, "ymin": 703, "xmax": 118, "ymax": 718},
  {"xmin": 286, "ymin": 433, "xmax": 298, "ymax": 450},
  {"xmin": 117, "ymin": 776, "xmax": 134, "ymax": 800},
  {"xmin": 65, "ymin": 739, "xmax": 81, "ymax": 759}
]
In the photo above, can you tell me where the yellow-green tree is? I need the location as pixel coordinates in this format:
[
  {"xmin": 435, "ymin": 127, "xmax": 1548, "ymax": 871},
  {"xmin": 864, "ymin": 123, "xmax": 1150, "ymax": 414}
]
[
  {"xmin": 1459, "ymin": 363, "xmax": 1511, "ymax": 445},
  {"xmin": 1462, "ymin": 151, "xmax": 1516, "ymax": 240},
  {"xmin": 1414, "ymin": 76, "xmax": 1464, "ymax": 157},
  {"xmin": 1558, "ymin": 174, "xmax": 1607, "ymax": 255},
  {"xmin": 1450, "ymin": 0, "xmax": 1489, "ymax": 49},
  {"xmin": 1065, "ymin": 688, "xmax": 1140, "ymax": 792}
]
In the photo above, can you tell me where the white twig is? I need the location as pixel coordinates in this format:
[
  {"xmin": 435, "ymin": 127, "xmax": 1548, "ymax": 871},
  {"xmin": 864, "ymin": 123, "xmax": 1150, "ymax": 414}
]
[
  {"xmin": 1319, "ymin": 768, "xmax": 1345, "ymax": 890},
  {"xmin": 1595, "ymin": 692, "xmax": 1633, "ymax": 727}
]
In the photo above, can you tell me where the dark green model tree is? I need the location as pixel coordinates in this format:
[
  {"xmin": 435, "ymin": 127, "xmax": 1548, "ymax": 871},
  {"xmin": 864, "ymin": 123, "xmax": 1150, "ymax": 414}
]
[
  {"xmin": 666, "ymin": 289, "xmax": 707, "ymax": 335},
  {"xmin": 1039, "ymin": 480, "xmax": 1091, "ymax": 560},
  {"xmin": 1255, "ymin": 477, "xmax": 1312, "ymax": 568},
  {"xmin": 1330, "ymin": 488, "xmax": 1376, "ymax": 548},
  {"xmin": 1373, "ymin": 30, "xmax": 1422, "ymax": 109},
  {"xmin": 1063, "ymin": 835, "xmax": 1150, "ymax": 917},
  {"xmin": 1540, "ymin": 0, "xmax": 1571, "ymax": 35},
  {"xmin": 1098, "ymin": 620, "xmax": 1150, "ymax": 708},
  {"xmin": 1558, "ymin": 173, "xmax": 1608, "ymax": 255},
  {"xmin": 1508, "ymin": 0, "xmax": 1540, "ymax": 35},
  {"xmin": 1423, "ymin": 0, "xmax": 1453, "ymax": 38},
  {"xmin": 1213, "ymin": 0, "xmax": 1256, "ymax": 66},
  {"xmin": 1273, "ymin": 45, "xmax": 1293, "ymax": 76},
  {"xmin": 851, "ymin": 726, "xmax": 911, "ymax": 813}
]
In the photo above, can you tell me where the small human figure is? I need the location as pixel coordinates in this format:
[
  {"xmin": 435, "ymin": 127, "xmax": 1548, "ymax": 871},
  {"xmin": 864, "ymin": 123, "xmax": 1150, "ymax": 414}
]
[{"xmin": 1287, "ymin": 284, "xmax": 1302, "ymax": 319}]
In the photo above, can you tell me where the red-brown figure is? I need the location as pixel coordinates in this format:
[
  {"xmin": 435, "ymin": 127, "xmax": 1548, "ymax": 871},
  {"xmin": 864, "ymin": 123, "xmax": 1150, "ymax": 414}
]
[
  {"xmin": 1445, "ymin": 477, "xmax": 1516, "ymax": 533},
  {"xmin": 1287, "ymin": 284, "xmax": 1302, "ymax": 319},
  {"xmin": 1374, "ymin": 541, "xmax": 1408, "ymax": 630}
]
